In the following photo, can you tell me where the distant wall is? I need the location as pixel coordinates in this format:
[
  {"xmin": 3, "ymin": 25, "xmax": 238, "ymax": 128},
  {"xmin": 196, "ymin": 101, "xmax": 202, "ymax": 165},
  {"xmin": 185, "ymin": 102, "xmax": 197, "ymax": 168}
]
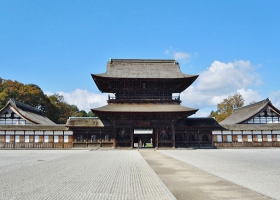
[{"xmin": 212, "ymin": 130, "xmax": 280, "ymax": 148}]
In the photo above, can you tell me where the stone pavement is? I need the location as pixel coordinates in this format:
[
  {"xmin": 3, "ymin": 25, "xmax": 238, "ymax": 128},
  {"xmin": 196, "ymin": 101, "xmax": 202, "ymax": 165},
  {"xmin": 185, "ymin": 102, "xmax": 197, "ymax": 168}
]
[
  {"xmin": 0, "ymin": 150, "xmax": 175, "ymax": 200},
  {"xmin": 141, "ymin": 150, "xmax": 272, "ymax": 200}
]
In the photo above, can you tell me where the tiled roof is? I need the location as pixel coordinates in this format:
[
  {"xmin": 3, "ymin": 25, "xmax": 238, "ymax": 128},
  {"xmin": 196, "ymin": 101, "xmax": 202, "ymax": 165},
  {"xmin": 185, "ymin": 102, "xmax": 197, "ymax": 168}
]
[
  {"xmin": 66, "ymin": 117, "xmax": 107, "ymax": 127},
  {"xmin": 93, "ymin": 59, "xmax": 198, "ymax": 79},
  {"xmin": 220, "ymin": 99, "xmax": 274, "ymax": 125}
]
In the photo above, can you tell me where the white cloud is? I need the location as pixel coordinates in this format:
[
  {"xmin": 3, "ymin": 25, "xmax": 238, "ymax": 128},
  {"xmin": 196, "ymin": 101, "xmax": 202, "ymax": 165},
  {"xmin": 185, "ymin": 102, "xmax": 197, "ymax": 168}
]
[
  {"xmin": 237, "ymin": 88, "xmax": 262, "ymax": 105},
  {"xmin": 270, "ymin": 91, "xmax": 280, "ymax": 108},
  {"xmin": 181, "ymin": 60, "xmax": 262, "ymax": 116},
  {"xmin": 47, "ymin": 89, "xmax": 107, "ymax": 112},
  {"xmin": 164, "ymin": 48, "xmax": 191, "ymax": 62},
  {"xmin": 173, "ymin": 52, "xmax": 190, "ymax": 61}
]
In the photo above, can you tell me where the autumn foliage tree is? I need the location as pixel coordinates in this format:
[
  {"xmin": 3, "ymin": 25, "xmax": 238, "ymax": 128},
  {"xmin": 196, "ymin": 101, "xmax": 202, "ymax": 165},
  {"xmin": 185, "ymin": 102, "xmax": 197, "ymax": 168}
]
[
  {"xmin": 0, "ymin": 80, "xmax": 92, "ymax": 124},
  {"xmin": 210, "ymin": 93, "xmax": 245, "ymax": 122},
  {"xmin": 0, "ymin": 80, "xmax": 51, "ymax": 113}
]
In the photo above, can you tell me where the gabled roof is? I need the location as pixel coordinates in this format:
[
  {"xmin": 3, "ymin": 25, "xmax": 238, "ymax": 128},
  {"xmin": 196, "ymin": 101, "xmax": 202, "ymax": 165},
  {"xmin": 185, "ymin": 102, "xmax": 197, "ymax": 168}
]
[
  {"xmin": 66, "ymin": 117, "xmax": 106, "ymax": 127},
  {"xmin": 93, "ymin": 59, "xmax": 198, "ymax": 79},
  {"xmin": 0, "ymin": 99, "xmax": 56, "ymax": 125},
  {"xmin": 220, "ymin": 98, "xmax": 280, "ymax": 125}
]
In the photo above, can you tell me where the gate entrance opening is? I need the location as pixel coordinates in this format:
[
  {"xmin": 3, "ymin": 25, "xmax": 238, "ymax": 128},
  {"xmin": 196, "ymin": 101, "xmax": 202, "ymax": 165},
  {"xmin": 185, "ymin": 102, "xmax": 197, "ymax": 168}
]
[{"xmin": 133, "ymin": 129, "xmax": 154, "ymax": 148}]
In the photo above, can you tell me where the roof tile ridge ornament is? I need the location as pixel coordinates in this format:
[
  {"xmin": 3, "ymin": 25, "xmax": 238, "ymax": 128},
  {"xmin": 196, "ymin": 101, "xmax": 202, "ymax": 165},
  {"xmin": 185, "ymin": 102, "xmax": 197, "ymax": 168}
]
[
  {"xmin": 7, "ymin": 98, "xmax": 16, "ymax": 107},
  {"xmin": 233, "ymin": 98, "xmax": 270, "ymax": 112},
  {"xmin": 109, "ymin": 58, "xmax": 177, "ymax": 63},
  {"xmin": 7, "ymin": 98, "xmax": 44, "ymax": 116}
]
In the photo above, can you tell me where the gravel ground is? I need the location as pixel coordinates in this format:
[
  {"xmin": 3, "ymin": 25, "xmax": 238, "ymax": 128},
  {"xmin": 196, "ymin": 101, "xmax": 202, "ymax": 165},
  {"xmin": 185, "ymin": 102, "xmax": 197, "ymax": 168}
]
[
  {"xmin": 0, "ymin": 150, "xmax": 175, "ymax": 200},
  {"xmin": 160, "ymin": 149, "xmax": 280, "ymax": 200}
]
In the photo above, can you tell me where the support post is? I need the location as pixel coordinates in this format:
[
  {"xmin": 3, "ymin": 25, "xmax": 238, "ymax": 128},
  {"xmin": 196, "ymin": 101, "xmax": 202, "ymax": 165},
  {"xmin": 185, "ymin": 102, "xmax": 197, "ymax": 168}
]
[
  {"xmin": 130, "ymin": 128, "xmax": 134, "ymax": 148},
  {"xmin": 156, "ymin": 129, "xmax": 159, "ymax": 149},
  {"xmin": 113, "ymin": 120, "xmax": 117, "ymax": 148},
  {"xmin": 4, "ymin": 131, "xmax": 6, "ymax": 148},
  {"xmin": 33, "ymin": 131, "xmax": 35, "ymax": 148},
  {"xmin": 62, "ymin": 131, "xmax": 65, "ymax": 149},
  {"xmin": 99, "ymin": 128, "xmax": 102, "ymax": 147},
  {"xmin": 13, "ymin": 133, "xmax": 15, "ymax": 149},
  {"xmin": 198, "ymin": 129, "xmax": 201, "ymax": 148},
  {"xmin": 171, "ymin": 121, "xmax": 175, "ymax": 148},
  {"xmin": 52, "ymin": 132, "xmax": 54, "ymax": 149}
]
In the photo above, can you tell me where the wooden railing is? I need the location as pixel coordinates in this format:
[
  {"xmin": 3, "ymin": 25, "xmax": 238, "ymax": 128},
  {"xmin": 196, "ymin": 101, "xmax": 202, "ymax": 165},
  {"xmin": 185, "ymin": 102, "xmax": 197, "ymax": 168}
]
[{"xmin": 107, "ymin": 95, "xmax": 181, "ymax": 103}]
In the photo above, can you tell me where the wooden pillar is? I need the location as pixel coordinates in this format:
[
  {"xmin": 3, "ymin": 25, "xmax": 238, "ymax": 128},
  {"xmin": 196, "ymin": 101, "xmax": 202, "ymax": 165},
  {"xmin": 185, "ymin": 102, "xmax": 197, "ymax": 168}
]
[
  {"xmin": 99, "ymin": 128, "xmax": 102, "ymax": 147},
  {"xmin": 130, "ymin": 128, "xmax": 134, "ymax": 148},
  {"xmin": 171, "ymin": 121, "xmax": 175, "ymax": 148},
  {"xmin": 62, "ymin": 131, "xmax": 65, "ymax": 149},
  {"xmin": 24, "ymin": 131, "xmax": 25, "ymax": 148},
  {"xmin": 4, "ymin": 131, "xmax": 6, "ymax": 148},
  {"xmin": 13, "ymin": 131, "xmax": 15, "ymax": 149},
  {"xmin": 33, "ymin": 131, "xmax": 35, "ymax": 148},
  {"xmin": 113, "ymin": 120, "xmax": 117, "ymax": 148},
  {"xmin": 156, "ymin": 128, "xmax": 159, "ymax": 149},
  {"xmin": 198, "ymin": 129, "xmax": 201, "ymax": 148},
  {"xmin": 261, "ymin": 131, "xmax": 264, "ymax": 147},
  {"xmin": 52, "ymin": 131, "xmax": 54, "ymax": 149}
]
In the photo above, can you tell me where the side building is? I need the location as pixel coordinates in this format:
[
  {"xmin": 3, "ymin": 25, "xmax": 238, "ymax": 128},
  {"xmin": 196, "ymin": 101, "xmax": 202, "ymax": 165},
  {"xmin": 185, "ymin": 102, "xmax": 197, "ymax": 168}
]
[
  {"xmin": 212, "ymin": 99, "xmax": 280, "ymax": 147},
  {"xmin": 0, "ymin": 99, "xmax": 73, "ymax": 148}
]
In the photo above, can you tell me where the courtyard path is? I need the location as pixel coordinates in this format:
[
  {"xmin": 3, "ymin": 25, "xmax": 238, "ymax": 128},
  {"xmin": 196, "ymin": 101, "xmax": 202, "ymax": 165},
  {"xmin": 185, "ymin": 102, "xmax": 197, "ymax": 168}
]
[
  {"xmin": 141, "ymin": 150, "xmax": 272, "ymax": 200},
  {"xmin": 160, "ymin": 149, "xmax": 280, "ymax": 200},
  {"xmin": 0, "ymin": 150, "xmax": 175, "ymax": 200}
]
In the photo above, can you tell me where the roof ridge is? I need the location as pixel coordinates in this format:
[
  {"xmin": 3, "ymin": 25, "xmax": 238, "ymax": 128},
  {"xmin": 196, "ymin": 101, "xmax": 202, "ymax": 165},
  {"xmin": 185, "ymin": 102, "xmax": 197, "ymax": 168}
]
[
  {"xmin": 9, "ymin": 99, "xmax": 44, "ymax": 116},
  {"xmin": 109, "ymin": 59, "xmax": 177, "ymax": 63},
  {"xmin": 233, "ymin": 98, "xmax": 270, "ymax": 112}
]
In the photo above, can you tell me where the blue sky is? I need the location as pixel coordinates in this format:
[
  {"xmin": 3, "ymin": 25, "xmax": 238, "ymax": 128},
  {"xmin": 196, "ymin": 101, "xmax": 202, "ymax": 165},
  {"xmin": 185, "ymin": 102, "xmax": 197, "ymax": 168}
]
[{"xmin": 1, "ymin": 0, "xmax": 280, "ymax": 115}]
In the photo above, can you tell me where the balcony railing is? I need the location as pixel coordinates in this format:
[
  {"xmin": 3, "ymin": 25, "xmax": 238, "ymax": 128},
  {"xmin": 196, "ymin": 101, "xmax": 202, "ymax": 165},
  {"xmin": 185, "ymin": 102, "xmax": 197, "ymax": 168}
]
[{"xmin": 107, "ymin": 94, "xmax": 181, "ymax": 103}]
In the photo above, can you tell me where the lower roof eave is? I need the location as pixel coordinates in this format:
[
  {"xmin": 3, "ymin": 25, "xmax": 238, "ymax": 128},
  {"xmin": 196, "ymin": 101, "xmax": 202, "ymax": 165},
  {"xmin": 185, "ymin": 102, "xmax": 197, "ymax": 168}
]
[
  {"xmin": 91, "ymin": 103, "xmax": 198, "ymax": 113},
  {"xmin": 0, "ymin": 125, "xmax": 68, "ymax": 131},
  {"xmin": 221, "ymin": 123, "xmax": 280, "ymax": 131}
]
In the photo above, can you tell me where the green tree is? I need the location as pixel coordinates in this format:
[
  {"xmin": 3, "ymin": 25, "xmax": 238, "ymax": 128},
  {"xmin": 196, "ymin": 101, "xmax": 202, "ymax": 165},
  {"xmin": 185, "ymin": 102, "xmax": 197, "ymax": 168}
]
[
  {"xmin": 210, "ymin": 93, "xmax": 244, "ymax": 122},
  {"xmin": 87, "ymin": 111, "xmax": 96, "ymax": 117}
]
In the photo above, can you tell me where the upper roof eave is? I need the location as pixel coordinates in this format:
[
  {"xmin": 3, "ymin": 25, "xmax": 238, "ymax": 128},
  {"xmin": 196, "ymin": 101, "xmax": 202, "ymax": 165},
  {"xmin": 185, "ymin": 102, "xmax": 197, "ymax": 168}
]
[{"xmin": 92, "ymin": 73, "xmax": 199, "ymax": 80}]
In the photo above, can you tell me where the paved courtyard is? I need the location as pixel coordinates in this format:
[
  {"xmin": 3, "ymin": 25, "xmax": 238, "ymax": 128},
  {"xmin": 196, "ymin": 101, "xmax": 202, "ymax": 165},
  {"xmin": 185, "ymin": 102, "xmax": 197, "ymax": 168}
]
[
  {"xmin": 161, "ymin": 149, "xmax": 280, "ymax": 200},
  {"xmin": 1, "ymin": 149, "xmax": 279, "ymax": 200},
  {"xmin": 0, "ymin": 150, "xmax": 175, "ymax": 200}
]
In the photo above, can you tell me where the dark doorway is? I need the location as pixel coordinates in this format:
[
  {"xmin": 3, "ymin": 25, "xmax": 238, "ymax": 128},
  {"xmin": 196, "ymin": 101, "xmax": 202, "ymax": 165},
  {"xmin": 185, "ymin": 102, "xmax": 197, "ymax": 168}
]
[{"xmin": 133, "ymin": 129, "xmax": 154, "ymax": 148}]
